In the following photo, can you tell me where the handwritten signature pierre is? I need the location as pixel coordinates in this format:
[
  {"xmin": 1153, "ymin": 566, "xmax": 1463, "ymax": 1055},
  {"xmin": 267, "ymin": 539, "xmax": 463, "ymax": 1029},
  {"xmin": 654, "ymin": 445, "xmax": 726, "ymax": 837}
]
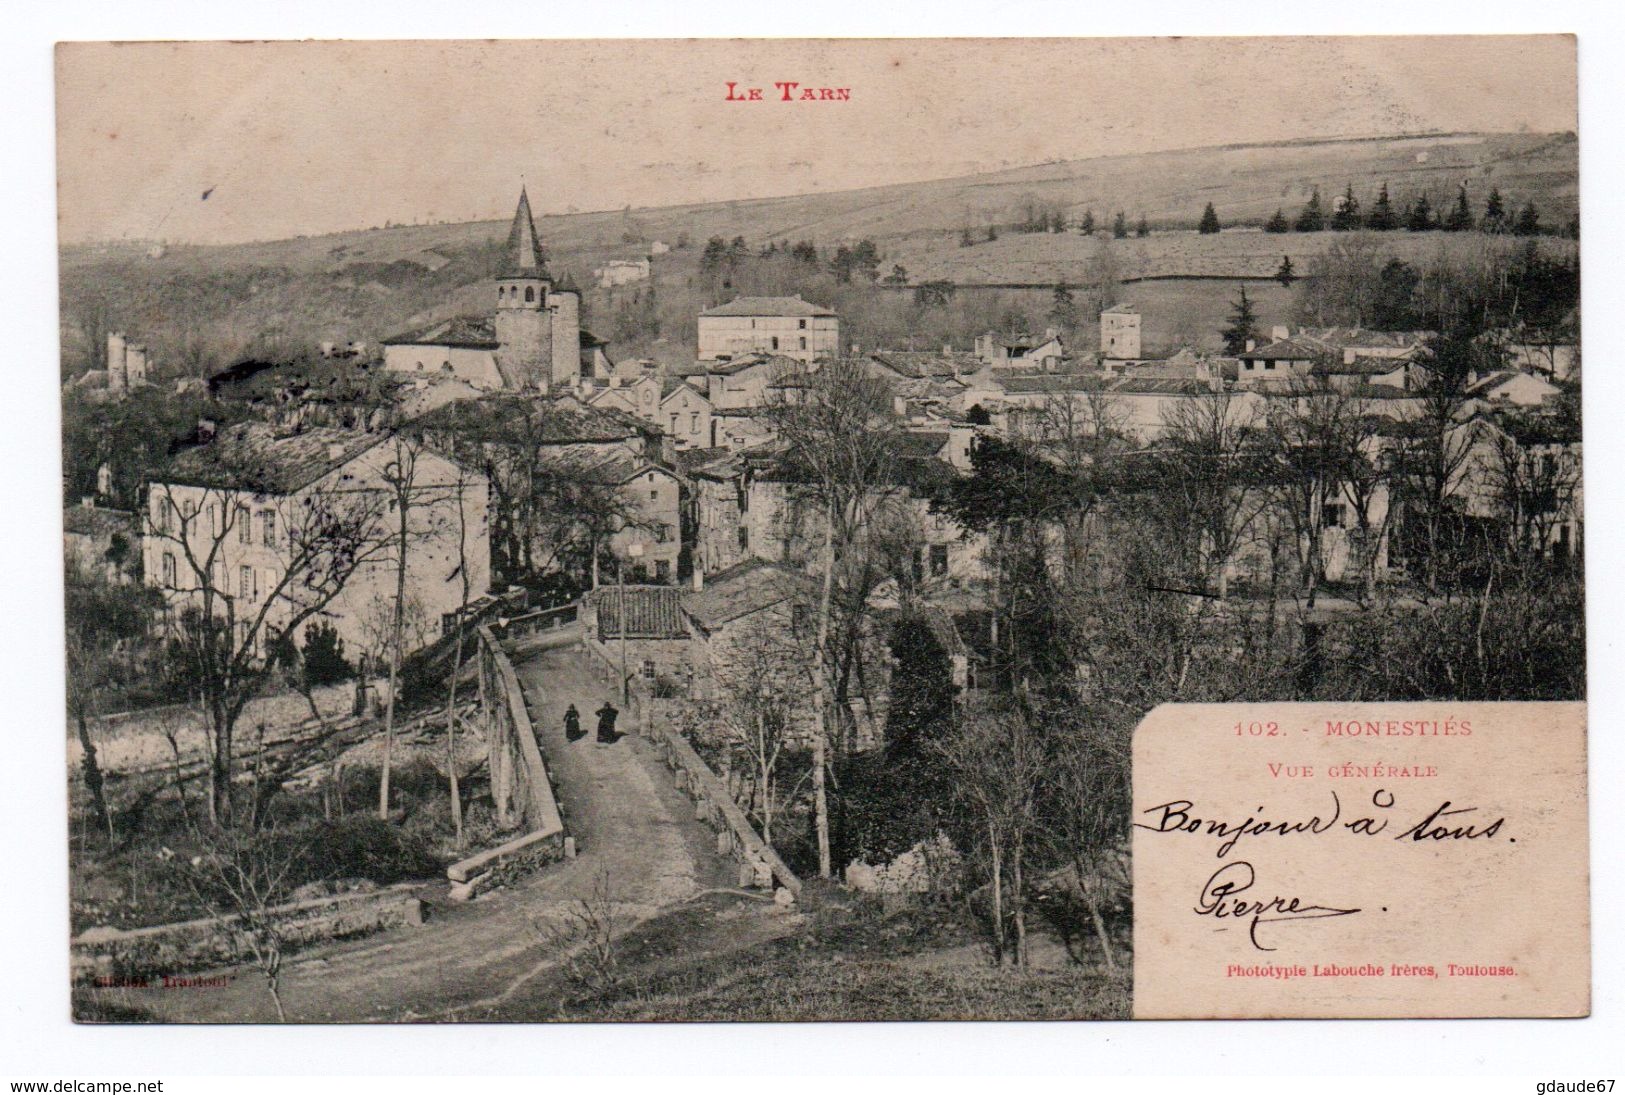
[{"xmin": 1195, "ymin": 860, "xmax": 1359, "ymax": 951}]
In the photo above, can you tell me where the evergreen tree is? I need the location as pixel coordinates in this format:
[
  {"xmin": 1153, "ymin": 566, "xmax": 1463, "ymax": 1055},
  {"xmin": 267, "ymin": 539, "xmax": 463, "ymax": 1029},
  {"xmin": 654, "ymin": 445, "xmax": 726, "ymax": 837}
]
[
  {"xmin": 1331, "ymin": 183, "xmax": 1361, "ymax": 231},
  {"xmin": 1265, "ymin": 208, "xmax": 1290, "ymax": 233},
  {"xmin": 1078, "ymin": 210, "xmax": 1096, "ymax": 236},
  {"xmin": 1275, "ymin": 255, "xmax": 1297, "ymax": 288},
  {"xmin": 1295, "ymin": 188, "xmax": 1325, "ymax": 232},
  {"xmin": 1049, "ymin": 281, "xmax": 1079, "ymax": 331},
  {"xmin": 1050, "ymin": 211, "xmax": 1069, "ymax": 233},
  {"xmin": 1515, "ymin": 202, "xmax": 1542, "ymax": 237},
  {"xmin": 1198, "ymin": 202, "xmax": 1222, "ymax": 234},
  {"xmin": 1220, "ymin": 284, "xmax": 1260, "ymax": 355},
  {"xmin": 1482, "ymin": 187, "xmax": 1507, "ymax": 233},
  {"xmin": 1366, "ymin": 182, "xmax": 1398, "ymax": 230},
  {"xmin": 986, "ymin": 225, "xmax": 999, "ymax": 242},
  {"xmin": 852, "ymin": 239, "xmax": 881, "ymax": 282},
  {"xmin": 1443, "ymin": 187, "xmax": 1474, "ymax": 232},
  {"xmin": 1112, "ymin": 212, "xmax": 1128, "ymax": 239},
  {"xmin": 1406, "ymin": 194, "xmax": 1435, "ymax": 232},
  {"xmin": 1371, "ymin": 259, "xmax": 1421, "ymax": 331},
  {"xmin": 1136, "ymin": 214, "xmax": 1150, "ymax": 238},
  {"xmin": 830, "ymin": 244, "xmax": 855, "ymax": 283}
]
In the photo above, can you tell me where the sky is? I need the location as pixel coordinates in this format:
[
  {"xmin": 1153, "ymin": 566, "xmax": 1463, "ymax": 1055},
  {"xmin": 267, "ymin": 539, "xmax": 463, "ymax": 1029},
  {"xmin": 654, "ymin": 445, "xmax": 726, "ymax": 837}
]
[{"xmin": 55, "ymin": 36, "xmax": 1577, "ymax": 245}]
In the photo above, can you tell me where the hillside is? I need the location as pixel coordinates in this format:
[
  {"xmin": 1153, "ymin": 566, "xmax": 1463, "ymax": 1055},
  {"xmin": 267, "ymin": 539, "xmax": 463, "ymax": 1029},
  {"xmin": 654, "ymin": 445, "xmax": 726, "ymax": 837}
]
[{"xmin": 59, "ymin": 131, "xmax": 1578, "ymax": 374}]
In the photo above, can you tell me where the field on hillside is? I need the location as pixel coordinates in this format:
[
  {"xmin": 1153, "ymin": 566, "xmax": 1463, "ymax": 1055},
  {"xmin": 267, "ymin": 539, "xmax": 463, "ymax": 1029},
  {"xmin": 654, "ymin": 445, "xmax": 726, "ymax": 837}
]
[{"xmin": 58, "ymin": 131, "xmax": 1578, "ymax": 376}]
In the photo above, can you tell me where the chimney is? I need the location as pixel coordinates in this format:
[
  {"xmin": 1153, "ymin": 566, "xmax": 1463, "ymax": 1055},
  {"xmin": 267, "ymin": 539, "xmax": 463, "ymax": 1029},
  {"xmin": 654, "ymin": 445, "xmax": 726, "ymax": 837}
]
[
  {"xmin": 1271, "ymin": 325, "xmax": 1289, "ymax": 342},
  {"xmin": 1244, "ymin": 339, "xmax": 1256, "ymax": 353},
  {"xmin": 692, "ymin": 567, "xmax": 704, "ymax": 592}
]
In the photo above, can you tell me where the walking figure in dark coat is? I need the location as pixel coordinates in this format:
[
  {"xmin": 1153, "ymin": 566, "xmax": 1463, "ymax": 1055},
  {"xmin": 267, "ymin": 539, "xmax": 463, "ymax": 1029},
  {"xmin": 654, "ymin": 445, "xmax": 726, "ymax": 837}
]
[
  {"xmin": 563, "ymin": 704, "xmax": 583, "ymax": 742},
  {"xmin": 595, "ymin": 701, "xmax": 621, "ymax": 743}
]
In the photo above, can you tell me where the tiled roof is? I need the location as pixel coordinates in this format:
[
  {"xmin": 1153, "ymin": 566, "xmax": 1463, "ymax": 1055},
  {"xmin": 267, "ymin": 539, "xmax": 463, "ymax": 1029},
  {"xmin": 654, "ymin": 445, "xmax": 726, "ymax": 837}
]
[
  {"xmin": 674, "ymin": 447, "xmax": 737, "ymax": 478},
  {"xmin": 868, "ymin": 352, "xmax": 976, "ymax": 379},
  {"xmin": 701, "ymin": 295, "xmax": 835, "ymax": 318},
  {"xmin": 158, "ymin": 423, "xmax": 384, "ymax": 495},
  {"xmin": 414, "ymin": 393, "xmax": 651, "ymax": 445},
  {"xmin": 1110, "ymin": 378, "xmax": 1216, "ymax": 395},
  {"xmin": 1312, "ymin": 354, "xmax": 1414, "ymax": 377},
  {"xmin": 588, "ymin": 585, "xmax": 688, "ymax": 640},
  {"xmin": 709, "ymin": 352, "xmax": 802, "ymax": 377},
  {"xmin": 381, "ymin": 314, "xmax": 499, "ymax": 349},
  {"xmin": 682, "ymin": 559, "xmax": 815, "ymax": 630},
  {"xmin": 532, "ymin": 444, "xmax": 673, "ymax": 487},
  {"xmin": 893, "ymin": 431, "xmax": 950, "ymax": 460},
  {"xmin": 996, "ymin": 375, "xmax": 1111, "ymax": 395},
  {"xmin": 1298, "ymin": 327, "xmax": 1430, "ymax": 350},
  {"xmin": 661, "ymin": 378, "xmax": 707, "ymax": 403},
  {"xmin": 1242, "ymin": 337, "xmax": 1324, "ymax": 362}
]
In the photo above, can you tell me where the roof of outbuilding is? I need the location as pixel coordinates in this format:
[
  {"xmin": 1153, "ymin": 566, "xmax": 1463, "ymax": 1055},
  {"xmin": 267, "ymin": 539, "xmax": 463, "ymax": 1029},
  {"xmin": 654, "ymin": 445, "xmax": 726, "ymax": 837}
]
[
  {"xmin": 64, "ymin": 505, "xmax": 137, "ymax": 538},
  {"xmin": 381, "ymin": 314, "xmax": 500, "ymax": 349},
  {"xmin": 700, "ymin": 295, "xmax": 836, "ymax": 318},
  {"xmin": 681, "ymin": 559, "xmax": 816, "ymax": 630},
  {"xmin": 1242, "ymin": 337, "xmax": 1325, "ymax": 362},
  {"xmin": 587, "ymin": 585, "xmax": 688, "ymax": 640}
]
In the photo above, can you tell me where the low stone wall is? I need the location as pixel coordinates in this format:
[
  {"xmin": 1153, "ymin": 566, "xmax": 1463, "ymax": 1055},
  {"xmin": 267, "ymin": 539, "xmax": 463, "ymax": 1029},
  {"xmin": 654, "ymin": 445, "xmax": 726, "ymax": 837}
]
[
  {"xmin": 442, "ymin": 628, "xmax": 569, "ymax": 900},
  {"xmin": 638, "ymin": 704, "xmax": 802, "ymax": 902},
  {"xmin": 71, "ymin": 884, "xmax": 425, "ymax": 985}
]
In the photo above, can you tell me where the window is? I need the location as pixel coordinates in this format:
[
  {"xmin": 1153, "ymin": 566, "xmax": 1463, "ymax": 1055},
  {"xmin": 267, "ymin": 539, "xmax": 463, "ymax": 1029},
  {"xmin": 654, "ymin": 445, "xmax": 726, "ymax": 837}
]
[
  {"xmin": 524, "ymin": 286, "xmax": 536, "ymax": 303},
  {"xmin": 654, "ymin": 560, "xmax": 670, "ymax": 583},
  {"xmin": 770, "ymin": 337, "xmax": 779, "ymax": 350},
  {"xmin": 642, "ymin": 659, "xmax": 657, "ymax": 680},
  {"xmin": 650, "ymin": 489, "xmax": 659, "ymax": 501},
  {"xmin": 690, "ymin": 412, "xmax": 699, "ymax": 433},
  {"xmin": 240, "ymin": 565, "xmax": 255, "ymax": 600},
  {"xmin": 153, "ymin": 497, "xmax": 171, "ymax": 534},
  {"xmin": 738, "ymin": 526, "xmax": 749, "ymax": 550},
  {"xmin": 799, "ymin": 337, "xmax": 807, "ymax": 351},
  {"xmin": 161, "ymin": 552, "xmax": 176, "ymax": 586},
  {"xmin": 670, "ymin": 413, "xmax": 679, "ymax": 432},
  {"xmin": 1321, "ymin": 502, "xmax": 1347, "ymax": 529},
  {"xmin": 237, "ymin": 505, "xmax": 252, "ymax": 543},
  {"xmin": 654, "ymin": 524, "xmax": 671, "ymax": 543},
  {"xmin": 798, "ymin": 319, "xmax": 807, "ymax": 330},
  {"xmin": 929, "ymin": 544, "xmax": 949, "ymax": 577},
  {"xmin": 260, "ymin": 511, "xmax": 276, "ymax": 547}
]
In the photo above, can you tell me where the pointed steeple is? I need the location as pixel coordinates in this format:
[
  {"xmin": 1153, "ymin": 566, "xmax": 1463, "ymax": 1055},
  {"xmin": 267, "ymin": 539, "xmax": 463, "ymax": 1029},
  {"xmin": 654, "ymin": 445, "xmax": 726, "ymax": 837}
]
[{"xmin": 500, "ymin": 187, "xmax": 549, "ymax": 279}]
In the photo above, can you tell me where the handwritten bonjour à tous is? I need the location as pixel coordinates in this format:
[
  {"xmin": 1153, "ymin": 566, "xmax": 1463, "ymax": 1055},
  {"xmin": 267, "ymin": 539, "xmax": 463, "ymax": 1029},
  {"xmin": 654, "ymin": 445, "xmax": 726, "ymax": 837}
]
[{"xmin": 726, "ymin": 81, "xmax": 852, "ymax": 102}]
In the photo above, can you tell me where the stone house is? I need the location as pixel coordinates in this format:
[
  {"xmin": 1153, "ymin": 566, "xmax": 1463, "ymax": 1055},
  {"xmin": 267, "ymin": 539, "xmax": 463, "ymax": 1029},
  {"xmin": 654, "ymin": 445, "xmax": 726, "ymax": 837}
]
[
  {"xmin": 143, "ymin": 423, "xmax": 491, "ymax": 661},
  {"xmin": 697, "ymin": 296, "xmax": 839, "ymax": 363}
]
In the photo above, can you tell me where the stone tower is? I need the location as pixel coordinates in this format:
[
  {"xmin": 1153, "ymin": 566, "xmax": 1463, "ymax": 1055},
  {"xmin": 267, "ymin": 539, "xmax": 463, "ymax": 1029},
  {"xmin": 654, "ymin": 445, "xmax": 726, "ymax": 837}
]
[
  {"xmin": 491, "ymin": 187, "xmax": 584, "ymax": 392},
  {"xmin": 493, "ymin": 187, "xmax": 555, "ymax": 389},
  {"xmin": 1100, "ymin": 304, "xmax": 1142, "ymax": 361}
]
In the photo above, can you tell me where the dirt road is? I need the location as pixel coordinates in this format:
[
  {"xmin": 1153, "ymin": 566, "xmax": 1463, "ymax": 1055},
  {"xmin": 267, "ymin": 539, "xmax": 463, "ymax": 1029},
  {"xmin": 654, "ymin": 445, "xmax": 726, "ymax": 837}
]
[{"xmin": 92, "ymin": 644, "xmax": 736, "ymax": 1023}]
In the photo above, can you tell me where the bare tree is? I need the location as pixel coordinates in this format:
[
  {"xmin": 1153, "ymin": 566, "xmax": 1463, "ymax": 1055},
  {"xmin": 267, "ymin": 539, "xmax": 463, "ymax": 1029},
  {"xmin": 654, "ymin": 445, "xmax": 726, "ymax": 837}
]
[
  {"xmin": 1155, "ymin": 390, "xmax": 1272, "ymax": 600},
  {"xmin": 762, "ymin": 356, "xmax": 902, "ymax": 877},
  {"xmin": 175, "ymin": 821, "xmax": 301, "ymax": 1020},
  {"xmin": 148, "ymin": 468, "xmax": 392, "ymax": 828},
  {"xmin": 932, "ymin": 704, "xmax": 1046, "ymax": 967}
]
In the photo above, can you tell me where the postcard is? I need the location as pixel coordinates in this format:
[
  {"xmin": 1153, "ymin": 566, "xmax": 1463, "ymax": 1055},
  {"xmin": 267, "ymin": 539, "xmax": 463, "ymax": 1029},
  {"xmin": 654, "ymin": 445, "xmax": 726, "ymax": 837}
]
[{"xmin": 56, "ymin": 36, "xmax": 1582, "ymax": 1023}]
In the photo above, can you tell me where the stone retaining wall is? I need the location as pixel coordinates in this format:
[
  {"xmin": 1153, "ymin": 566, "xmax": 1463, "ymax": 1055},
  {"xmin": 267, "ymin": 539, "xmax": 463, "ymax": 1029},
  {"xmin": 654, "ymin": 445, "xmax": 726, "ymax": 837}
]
[{"xmin": 71, "ymin": 884, "xmax": 425, "ymax": 985}]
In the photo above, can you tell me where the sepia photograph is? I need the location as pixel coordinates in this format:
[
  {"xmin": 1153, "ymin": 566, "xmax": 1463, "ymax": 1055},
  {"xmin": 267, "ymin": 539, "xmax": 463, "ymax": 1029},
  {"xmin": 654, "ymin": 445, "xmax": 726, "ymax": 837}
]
[{"xmin": 52, "ymin": 35, "xmax": 1583, "ymax": 1027}]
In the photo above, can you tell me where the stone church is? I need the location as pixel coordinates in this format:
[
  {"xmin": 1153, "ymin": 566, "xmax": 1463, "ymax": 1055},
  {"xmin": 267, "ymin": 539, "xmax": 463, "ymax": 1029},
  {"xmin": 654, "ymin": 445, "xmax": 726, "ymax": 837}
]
[{"xmin": 381, "ymin": 188, "xmax": 606, "ymax": 392}]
